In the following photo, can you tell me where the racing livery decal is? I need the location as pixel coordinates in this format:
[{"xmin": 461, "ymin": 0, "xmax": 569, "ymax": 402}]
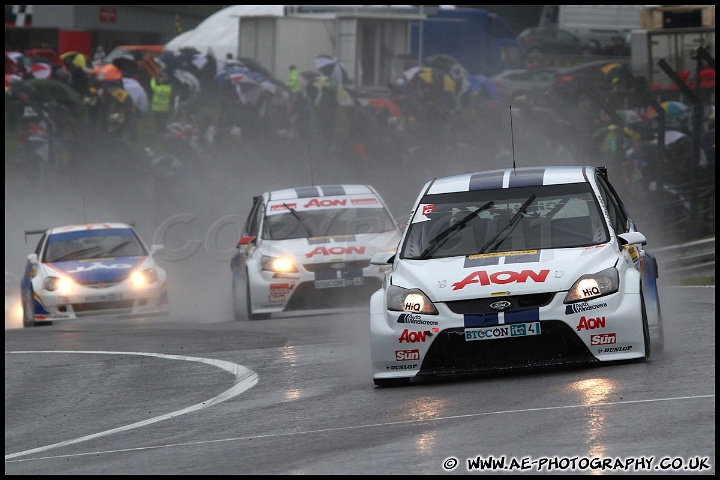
[
  {"xmin": 463, "ymin": 250, "xmax": 540, "ymax": 268},
  {"xmin": 397, "ymin": 313, "xmax": 439, "ymax": 326},
  {"xmin": 398, "ymin": 329, "xmax": 429, "ymax": 343},
  {"xmin": 576, "ymin": 316, "xmax": 606, "ymax": 331},
  {"xmin": 597, "ymin": 345, "xmax": 633, "ymax": 353},
  {"xmin": 305, "ymin": 245, "xmax": 365, "ymax": 258},
  {"xmin": 395, "ymin": 349, "xmax": 420, "ymax": 361},
  {"xmin": 565, "ymin": 301, "xmax": 608, "ymax": 315},
  {"xmin": 591, "ymin": 333, "xmax": 616, "ymax": 345},
  {"xmin": 452, "ymin": 269, "xmax": 550, "ymax": 290}
]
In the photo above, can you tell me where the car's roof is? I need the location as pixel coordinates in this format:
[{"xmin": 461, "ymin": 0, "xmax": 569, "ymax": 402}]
[
  {"xmin": 46, "ymin": 223, "xmax": 134, "ymax": 235},
  {"xmin": 267, "ymin": 184, "xmax": 377, "ymax": 201},
  {"xmin": 424, "ymin": 166, "xmax": 595, "ymax": 195}
]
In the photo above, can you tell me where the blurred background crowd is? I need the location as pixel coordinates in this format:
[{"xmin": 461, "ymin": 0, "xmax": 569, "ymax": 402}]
[{"xmin": 4, "ymin": 37, "xmax": 716, "ymax": 246}]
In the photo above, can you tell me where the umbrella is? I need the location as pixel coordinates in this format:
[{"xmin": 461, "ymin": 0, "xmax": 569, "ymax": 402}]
[
  {"xmin": 89, "ymin": 63, "xmax": 123, "ymax": 81},
  {"xmin": 600, "ymin": 62, "xmax": 624, "ymax": 76},
  {"xmin": 651, "ymin": 130, "xmax": 688, "ymax": 146},
  {"xmin": 616, "ymin": 109, "xmax": 642, "ymax": 124},
  {"xmin": 112, "ymin": 54, "xmax": 138, "ymax": 75},
  {"xmin": 121, "ymin": 77, "xmax": 149, "ymax": 112},
  {"xmin": 173, "ymin": 69, "xmax": 201, "ymax": 91},
  {"xmin": 30, "ymin": 63, "xmax": 53, "ymax": 79},
  {"xmin": 237, "ymin": 57, "xmax": 272, "ymax": 79},
  {"xmin": 10, "ymin": 78, "xmax": 85, "ymax": 115},
  {"xmin": 644, "ymin": 101, "xmax": 691, "ymax": 120},
  {"xmin": 313, "ymin": 55, "xmax": 350, "ymax": 85},
  {"xmin": 60, "ymin": 51, "xmax": 88, "ymax": 68},
  {"xmin": 367, "ymin": 97, "xmax": 402, "ymax": 118}
]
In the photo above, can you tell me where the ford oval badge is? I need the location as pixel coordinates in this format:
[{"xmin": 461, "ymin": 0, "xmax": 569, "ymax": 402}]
[{"xmin": 489, "ymin": 300, "xmax": 512, "ymax": 311}]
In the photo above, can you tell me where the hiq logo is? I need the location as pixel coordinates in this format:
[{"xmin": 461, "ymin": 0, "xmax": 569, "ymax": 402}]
[{"xmin": 404, "ymin": 301, "xmax": 422, "ymax": 312}]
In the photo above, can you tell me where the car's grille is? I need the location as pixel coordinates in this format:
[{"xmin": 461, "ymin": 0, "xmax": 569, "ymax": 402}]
[
  {"xmin": 78, "ymin": 281, "xmax": 122, "ymax": 289},
  {"xmin": 284, "ymin": 278, "xmax": 382, "ymax": 310},
  {"xmin": 446, "ymin": 293, "xmax": 554, "ymax": 314},
  {"xmin": 72, "ymin": 300, "xmax": 135, "ymax": 314},
  {"xmin": 302, "ymin": 260, "xmax": 371, "ymax": 273},
  {"xmin": 419, "ymin": 321, "xmax": 597, "ymax": 376}
]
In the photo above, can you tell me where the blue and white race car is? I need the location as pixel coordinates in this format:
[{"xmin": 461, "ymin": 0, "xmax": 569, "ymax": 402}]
[
  {"xmin": 231, "ymin": 184, "xmax": 403, "ymax": 319},
  {"xmin": 20, "ymin": 223, "xmax": 169, "ymax": 327},
  {"xmin": 370, "ymin": 166, "xmax": 664, "ymax": 387}
]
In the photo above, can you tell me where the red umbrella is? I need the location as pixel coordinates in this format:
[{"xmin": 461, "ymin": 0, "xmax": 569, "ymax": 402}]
[
  {"xmin": 30, "ymin": 62, "xmax": 52, "ymax": 79},
  {"xmin": 88, "ymin": 63, "xmax": 123, "ymax": 81},
  {"xmin": 368, "ymin": 97, "xmax": 402, "ymax": 118}
]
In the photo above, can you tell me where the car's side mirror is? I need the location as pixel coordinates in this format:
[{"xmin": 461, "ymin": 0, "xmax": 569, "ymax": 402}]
[
  {"xmin": 618, "ymin": 231, "xmax": 646, "ymax": 246},
  {"xmin": 149, "ymin": 244, "xmax": 165, "ymax": 255},
  {"xmin": 237, "ymin": 236, "xmax": 256, "ymax": 247},
  {"xmin": 371, "ymin": 251, "xmax": 395, "ymax": 265},
  {"xmin": 26, "ymin": 253, "xmax": 38, "ymax": 263}
]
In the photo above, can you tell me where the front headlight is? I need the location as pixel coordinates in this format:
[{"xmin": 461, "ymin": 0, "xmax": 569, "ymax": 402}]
[
  {"xmin": 260, "ymin": 255, "xmax": 298, "ymax": 273},
  {"xmin": 43, "ymin": 276, "xmax": 73, "ymax": 293},
  {"xmin": 564, "ymin": 267, "xmax": 619, "ymax": 303},
  {"xmin": 386, "ymin": 285, "xmax": 438, "ymax": 314},
  {"xmin": 131, "ymin": 268, "xmax": 158, "ymax": 287}
]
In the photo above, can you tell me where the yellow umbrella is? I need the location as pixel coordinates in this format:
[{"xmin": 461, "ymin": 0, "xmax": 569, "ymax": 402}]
[{"xmin": 60, "ymin": 51, "xmax": 88, "ymax": 68}]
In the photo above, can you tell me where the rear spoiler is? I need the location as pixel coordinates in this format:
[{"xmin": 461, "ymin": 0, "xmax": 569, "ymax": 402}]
[
  {"xmin": 23, "ymin": 222, "xmax": 135, "ymax": 245},
  {"xmin": 24, "ymin": 229, "xmax": 47, "ymax": 245}
]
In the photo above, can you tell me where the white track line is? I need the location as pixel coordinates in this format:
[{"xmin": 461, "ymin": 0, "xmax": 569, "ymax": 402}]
[{"xmin": 5, "ymin": 351, "xmax": 258, "ymax": 460}]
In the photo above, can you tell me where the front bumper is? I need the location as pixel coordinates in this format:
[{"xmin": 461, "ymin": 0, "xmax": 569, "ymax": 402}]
[{"xmin": 370, "ymin": 288, "xmax": 646, "ymax": 381}]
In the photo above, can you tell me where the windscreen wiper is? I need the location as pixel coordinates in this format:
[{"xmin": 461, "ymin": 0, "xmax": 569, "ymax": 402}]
[
  {"xmin": 477, "ymin": 194, "xmax": 536, "ymax": 254},
  {"xmin": 418, "ymin": 201, "xmax": 494, "ymax": 259},
  {"xmin": 284, "ymin": 202, "xmax": 315, "ymax": 237}
]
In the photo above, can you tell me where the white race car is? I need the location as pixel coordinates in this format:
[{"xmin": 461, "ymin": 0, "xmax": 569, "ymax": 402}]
[
  {"xmin": 20, "ymin": 223, "xmax": 169, "ymax": 327},
  {"xmin": 370, "ymin": 166, "xmax": 664, "ymax": 387},
  {"xmin": 230, "ymin": 184, "xmax": 403, "ymax": 319}
]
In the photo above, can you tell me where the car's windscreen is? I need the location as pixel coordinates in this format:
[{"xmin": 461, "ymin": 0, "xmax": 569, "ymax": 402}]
[
  {"xmin": 401, "ymin": 183, "xmax": 608, "ymax": 259},
  {"xmin": 264, "ymin": 207, "xmax": 397, "ymax": 240},
  {"xmin": 43, "ymin": 229, "xmax": 147, "ymax": 262}
]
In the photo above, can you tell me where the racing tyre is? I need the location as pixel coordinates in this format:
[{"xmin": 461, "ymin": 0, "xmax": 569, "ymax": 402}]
[
  {"xmin": 22, "ymin": 288, "xmax": 36, "ymax": 328},
  {"xmin": 231, "ymin": 276, "xmax": 244, "ymax": 321},
  {"xmin": 654, "ymin": 302, "xmax": 665, "ymax": 353},
  {"xmin": 246, "ymin": 271, "xmax": 270, "ymax": 320},
  {"xmin": 640, "ymin": 291, "xmax": 651, "ymax": 360},
  {"xmin": 373, "ymin": 378, "xmax": 411, "ymax": 388}
]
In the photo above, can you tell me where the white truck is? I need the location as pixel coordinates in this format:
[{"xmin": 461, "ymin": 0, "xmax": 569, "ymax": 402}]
[{"xmin": 540, "ymin": 5, "xmax": 648, "ymax": 50}]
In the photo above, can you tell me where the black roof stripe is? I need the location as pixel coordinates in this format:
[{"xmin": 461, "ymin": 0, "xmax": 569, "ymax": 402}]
[
  {"xmin": 320, "ymin": 185, "xmax": 346, "ymax": 196},
  {"xmin": 469, "ymin": 171, "xmax": 504, "ymax": 190},
  {"xmin": 507, "ymin": 167, "xmax": 546, "ymax": 188},
  {"xmin": 294, "ymin": 186, "xmax": 320, "ymax": 198}
]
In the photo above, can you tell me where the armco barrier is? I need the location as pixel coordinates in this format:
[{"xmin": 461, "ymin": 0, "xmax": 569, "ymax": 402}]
[{"xmin": 652, "ymin": 237, "xmax": 715, "ymax": 282}]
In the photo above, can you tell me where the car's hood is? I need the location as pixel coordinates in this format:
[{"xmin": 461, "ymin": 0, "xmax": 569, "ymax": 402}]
[
  {"xmin": 43, "ymin": 256, "xmax": 149, "ymax": 283},
  {"xmin": 392, "ymin": 245, "xmax": 618, "ymax": 301},
  {"xmin": 259, "ymin": 232, "xmax": 401, "ymax": 264}
]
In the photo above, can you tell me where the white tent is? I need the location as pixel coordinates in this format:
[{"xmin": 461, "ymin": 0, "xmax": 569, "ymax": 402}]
[{"xmin": 165, "ymin": 5, "xmax": 285, "ymax": 59}]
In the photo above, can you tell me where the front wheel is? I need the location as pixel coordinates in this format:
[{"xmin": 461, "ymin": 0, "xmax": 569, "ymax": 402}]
[
  {"xmin": 22, "ymin": 288, "xmax": 36, "ymax": 328},
  {"xmin": 246, "ymin": 271, "xmax": 270, "ymax": 320},
  {"xmin": 640, "ymin": 291, "xmax": 651, "ymax": 360},
  {"xmin": 231, "ymin": 275, "xmax": 244, "ymax": 320}
]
